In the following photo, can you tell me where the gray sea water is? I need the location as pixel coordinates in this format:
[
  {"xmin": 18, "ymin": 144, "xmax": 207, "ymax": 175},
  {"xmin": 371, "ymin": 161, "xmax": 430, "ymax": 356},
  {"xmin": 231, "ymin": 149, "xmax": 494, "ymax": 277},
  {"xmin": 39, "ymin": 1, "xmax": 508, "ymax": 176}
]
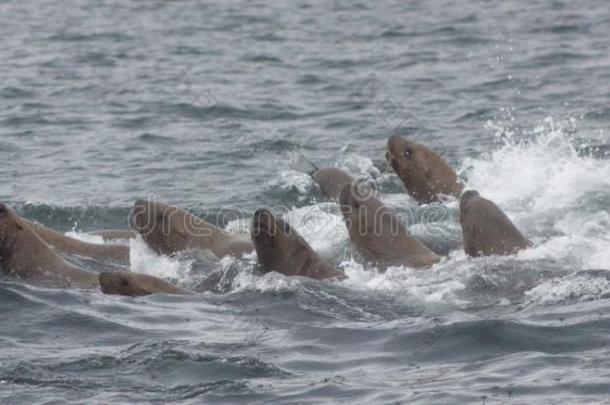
[{"xmin": 1, "ymin": 0, "xmax": 610, "ymax": 403}]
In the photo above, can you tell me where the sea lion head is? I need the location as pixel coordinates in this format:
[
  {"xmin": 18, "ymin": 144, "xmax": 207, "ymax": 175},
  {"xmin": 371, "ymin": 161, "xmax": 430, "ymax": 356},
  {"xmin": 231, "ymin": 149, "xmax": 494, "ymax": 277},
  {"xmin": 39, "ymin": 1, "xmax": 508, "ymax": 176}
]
[
  {"xmin": 99, "ymin": 272, "xmax": 145, "ymax": 296},
  {"xmin": 99, "ymin": 271, "xmax": 192, "ymax": 296},
  {"xmin": 386, "ymin": 135, "xmax": 462, "ymax": 203},
  {"xmin": 0, "ymin": 203, "xmax": 20, "ymax": 226},
  {"xmin": 459, "ymin": 190, "xmax": 531, "ymax": 257},
  {"xmin": 251, "ymin": 209, "xmax": 293, "ymax": 269},
  {"xmin": 251, "ymin": 209, "xmax": 343, "ymax": 279},
  {"xmin": 0, "ymin": 203, "xmax": 25, "ymax": 258},
  {"xmin": 459, "ymin": 190, "xmax": 481, "ymax": 213},
  {"xmin": 131, "ymin": 199, "xmax": 201, "ymax": 256},
  {"xmin": 99, "ymin": 271, "xmax": 172, "ymax": 296},
  {"xmin": 251, "ymin": 209, "xmax": 307, "ymax": 274}
]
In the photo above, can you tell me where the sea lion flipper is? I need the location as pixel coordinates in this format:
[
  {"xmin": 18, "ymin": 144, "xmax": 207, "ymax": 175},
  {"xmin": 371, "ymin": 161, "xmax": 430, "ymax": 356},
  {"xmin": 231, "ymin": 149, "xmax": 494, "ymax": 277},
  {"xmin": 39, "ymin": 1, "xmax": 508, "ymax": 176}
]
[{"xmin": 290, "ymin": 153, "xmax": 319, "ymax": 176}]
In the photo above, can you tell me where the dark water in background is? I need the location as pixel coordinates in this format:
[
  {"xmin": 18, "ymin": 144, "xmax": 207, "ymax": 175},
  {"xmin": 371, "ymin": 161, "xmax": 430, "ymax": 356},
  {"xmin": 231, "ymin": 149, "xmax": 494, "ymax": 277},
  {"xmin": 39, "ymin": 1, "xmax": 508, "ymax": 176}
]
[{"xmin": 1, "ymin": 0, "xmax": 610, "ymax": 403}]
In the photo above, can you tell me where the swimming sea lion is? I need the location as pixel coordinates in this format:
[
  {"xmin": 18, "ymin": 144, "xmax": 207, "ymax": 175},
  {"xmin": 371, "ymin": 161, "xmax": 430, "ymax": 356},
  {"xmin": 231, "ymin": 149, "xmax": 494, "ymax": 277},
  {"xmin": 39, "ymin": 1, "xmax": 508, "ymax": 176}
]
[
  {"xmin": 386, "ymin": 135, "xmax": 463, "ymax": 203},
  {"xmin": 0, "ymin": 203, "xmax": 99, "ymax": 288},
  {"xmin": 251, "ymin": 209, "xmax": 344, "ymax": 280},
  {"xmin": 99, "ymin": 271, "xmax": 194, "ymax": 296},
  {"xmin": 460, "ymin": 190, "xmax": 532, "ymax": 257},
  {"xmin": 132, "ymin": 200, "xmax": 253, "ymax": 258},
  {"xmin": 23, "ymin": 218, "xmax": 129, "ymax": 265},
  {"xmin": 339, "ymin": 184, "xmax": 441, "ymax": 268},
  {"xmin": 88, "ymin": 229, "xmax": 136, "ymax": 241}
]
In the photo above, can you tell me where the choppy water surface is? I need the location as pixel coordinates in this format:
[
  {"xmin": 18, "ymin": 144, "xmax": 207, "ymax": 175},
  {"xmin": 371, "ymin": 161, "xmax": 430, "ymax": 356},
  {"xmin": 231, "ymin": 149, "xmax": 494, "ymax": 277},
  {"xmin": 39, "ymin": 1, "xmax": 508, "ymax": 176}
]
[{"xmin": 1, "ymin": 0, "xmax": 610, "ymax": 403}]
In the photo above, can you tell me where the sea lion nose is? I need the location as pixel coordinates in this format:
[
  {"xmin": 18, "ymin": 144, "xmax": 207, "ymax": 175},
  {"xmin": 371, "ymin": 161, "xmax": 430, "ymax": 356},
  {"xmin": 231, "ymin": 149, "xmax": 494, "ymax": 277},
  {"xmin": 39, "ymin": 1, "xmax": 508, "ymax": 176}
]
[
  {"xmin": 99, "ymin": 272, "xmax": 112, "ymax": 293},
  {"xmin": 252, "ymin": 209, "xmax": 274, "ymax": 231},
  {"xmin": 253, "ymin": 208, "xmax": 270, "ymax": 219}
]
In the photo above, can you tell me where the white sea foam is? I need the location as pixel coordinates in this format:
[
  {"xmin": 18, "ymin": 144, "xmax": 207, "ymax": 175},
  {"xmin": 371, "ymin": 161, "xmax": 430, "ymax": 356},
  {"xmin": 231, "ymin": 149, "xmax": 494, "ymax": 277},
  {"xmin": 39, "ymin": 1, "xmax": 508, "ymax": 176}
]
[
  {"xmin": 335, "ymin": 152, "xmax": 382, "ymax": 181},
  {"xmin": 128, "ymin": 236, "xmax": 194, "ymax": 282},
  {"xmin": 283, "ymin": 203, "xmax": 348, "ymax": 255},
  {"xmin": 463, "ymin": 118, "xmax": 610, "ymax": 269},
  {"xmin": 525, "ymin": 274, "xmax": 610, "ymax": 306},
  {"xmin": 463, "ymin": 118, "xmax": 610, "ymax": 217},
  {"xmin": 265, "ymin": 169, "xmax": 314, "ymax": 198}
]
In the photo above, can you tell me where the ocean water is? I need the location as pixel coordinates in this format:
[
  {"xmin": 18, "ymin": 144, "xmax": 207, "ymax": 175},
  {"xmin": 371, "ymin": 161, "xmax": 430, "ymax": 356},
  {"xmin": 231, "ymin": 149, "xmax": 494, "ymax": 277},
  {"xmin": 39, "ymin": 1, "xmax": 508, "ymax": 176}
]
[{"xmin": 1, "ymin": 0, "xmax": 610, "ymax": 403}]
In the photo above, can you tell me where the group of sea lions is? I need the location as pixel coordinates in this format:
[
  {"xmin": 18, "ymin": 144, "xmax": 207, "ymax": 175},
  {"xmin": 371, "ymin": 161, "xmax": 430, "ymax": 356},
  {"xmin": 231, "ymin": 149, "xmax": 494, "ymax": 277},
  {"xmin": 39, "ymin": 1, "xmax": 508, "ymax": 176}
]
[{"xmin": 0, "ymin": 135, "xmax": 531, "ymax": 297}]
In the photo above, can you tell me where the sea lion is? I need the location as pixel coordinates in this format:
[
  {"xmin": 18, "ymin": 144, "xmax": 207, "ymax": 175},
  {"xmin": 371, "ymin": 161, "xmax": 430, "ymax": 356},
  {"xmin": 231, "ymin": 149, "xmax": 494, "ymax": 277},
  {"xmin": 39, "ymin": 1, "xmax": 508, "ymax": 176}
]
[
  {"xmin": 132, "ymin": 200, "xmax": 253, "ymax": 258},
  {"xmin": 251, "ymin": 209, "xmax": 344, "ymax": 280},
  {"xmin": 23, "ymin": 218, "xmax": 129, "ymax": 265},
  {"xmin": 460, "ymin": 190, "xmax": 532, "ymax": 257},
  {"xmin": 0, "ymin": 203, "xmax": 99, "ymax": 288},
  {"xmin": 99, "ymin": 271, "xmax": 194, "ymax": 296},
  {"xmin": 386, "ymin": 135, "xmax": 463, "ymax": 203},
  {"xmin": 339, "ymin": 184, "xmax": 441, "ymax": 268},
  {"xmin": 88, "ymin": 229, "xmax": 136, "ymax": 241}
]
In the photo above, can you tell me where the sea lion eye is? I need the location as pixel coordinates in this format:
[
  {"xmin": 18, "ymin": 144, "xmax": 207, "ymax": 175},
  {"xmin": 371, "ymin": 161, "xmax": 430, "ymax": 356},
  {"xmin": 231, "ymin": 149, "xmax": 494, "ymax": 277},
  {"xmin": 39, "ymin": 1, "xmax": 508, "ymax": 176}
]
[
  {"xmin": 403, "ymin": 147, "xmax": 413, "ymax": 158},
  {"xmin": 282, "ymin": 222, "xmax": 292, "ymax": 234}
]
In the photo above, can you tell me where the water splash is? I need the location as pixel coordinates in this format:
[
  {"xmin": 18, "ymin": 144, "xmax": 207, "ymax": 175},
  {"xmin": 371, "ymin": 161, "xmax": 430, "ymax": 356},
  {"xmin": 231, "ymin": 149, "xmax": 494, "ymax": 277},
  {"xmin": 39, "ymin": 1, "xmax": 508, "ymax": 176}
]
[{"xmin": 260, "ymin": 117, "xmax": 610, "ymax": 311}]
